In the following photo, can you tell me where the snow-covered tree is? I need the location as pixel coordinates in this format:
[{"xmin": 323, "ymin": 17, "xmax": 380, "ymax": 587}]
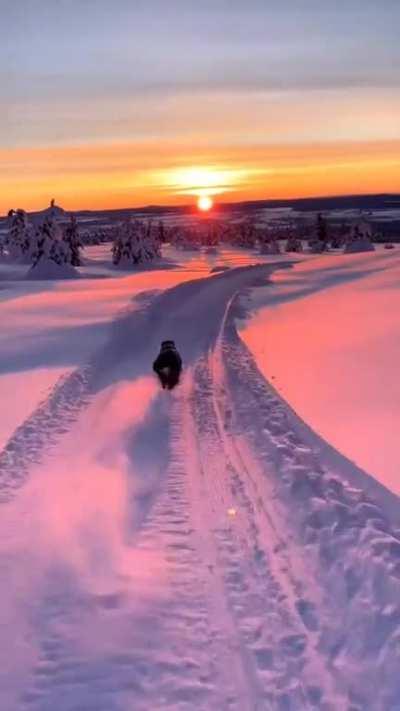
[
  {"xmin": 330, "ymin": 222, "xmax": 347, "ymax": 249},
  {"xmin": 201, "ymin": 223, "xmax": 219, "ymax": 247},
  {"xmin": 63, "ymin": 215, "xmax": 82, "ymax": 266},
  {"xmin": 26, "ymin": 215, "xmax": 80, "ymax": 278},
  {"xmin": 170, "ymin": 227, "xmax": 200, "ymax": 251},
  {"xmin": 4, "ymin": 209, "xmax": 33, "ymax": 262},
  {"xmin": 259, "ymin": 239, "xmax": 281, "ymax": 255},
  {"xmin": 344, "ymin": 220, "xmax": 375, "ymax": 253},
  {"xmin": 30, "ymin": 216, "xmax": 71, "ymax": 267},
  {"xmin": 308, "ymin": 213, "xmax": 329, "ymax": 253},
  {"xmin": 258, "ymin": 228, "xmax": 281, "ymax": 254},
  {"xmin": 285, "ymin": 235, "xmax": 303, "ymax": 252},
  {"xmin": 158, "ymin": 220, "xmax": 166, "ymax": 244},
  {"xmin": 235, "ymin": 219, "xmax": 256, "ymax": 248},
  {"xmin": 112, "ymin": 220, "xmax": 161, "ymax": 266}
]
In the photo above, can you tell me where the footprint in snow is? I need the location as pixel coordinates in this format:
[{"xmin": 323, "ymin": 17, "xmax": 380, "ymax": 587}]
[
  {"xmin": 279, "ymin": 633, "xmax": 307, "ymax": 657},
  {"xmin": 296, "ymin": 598, "xmax": 319, "ymax": 632}
]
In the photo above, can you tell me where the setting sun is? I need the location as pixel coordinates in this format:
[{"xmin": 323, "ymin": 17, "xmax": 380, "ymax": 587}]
[{"xmin": 198, "ymin": 195, "xmax": 213, "ymax": 212}]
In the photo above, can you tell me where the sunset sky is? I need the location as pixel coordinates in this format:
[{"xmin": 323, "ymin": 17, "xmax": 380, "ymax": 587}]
[{"xmin": 2, "ymin": 0, "xmax": 400, "ymax": 212}]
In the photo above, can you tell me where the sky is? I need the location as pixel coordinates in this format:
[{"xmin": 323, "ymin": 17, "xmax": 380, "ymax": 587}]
[{"xmin": 1, "ymin": 0, "xmax": 400, "ymax": 211}]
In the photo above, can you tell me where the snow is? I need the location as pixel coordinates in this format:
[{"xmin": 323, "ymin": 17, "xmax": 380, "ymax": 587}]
[
  {"xmin": 27, "ymin": 259, "xmax": 80, "ymax": 280},
  {"xmin": 1, "ymin": 242, "xmax": 400, "ymax": 709},
  {"xmin": 240, "ymin": 250, "xmax": 400, "ymax": 494},
  {"xmin": 0, "ymin": 369, "xmax": 72, "ymax": 449},
  {"xmin": 344, "ymin": 237, "xmax": 375, "ymax": 253}
]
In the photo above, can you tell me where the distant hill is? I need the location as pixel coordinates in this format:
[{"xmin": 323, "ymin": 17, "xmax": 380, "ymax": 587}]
[
  {"xmin": 1, "ymin": 193, "xmax": 399, "ymax": 227},
  {"xmin": 72, "ymin": 193, "xmax": 400, "ymax": 219}
]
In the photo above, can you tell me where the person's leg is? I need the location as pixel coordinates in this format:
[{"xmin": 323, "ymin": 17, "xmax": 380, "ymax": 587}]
[
  {"xmin": 157, "ymin": 371, "xmax": 168, "ymax": 389},
  {"xmin": 167, "ymin": 368, "xmax": 180, "ymax": 389}
]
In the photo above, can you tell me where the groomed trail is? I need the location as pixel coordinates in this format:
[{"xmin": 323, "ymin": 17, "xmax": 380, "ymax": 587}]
[{"xmin": 1, "ymin": 264, "xmax": 400, "ymax": 711}]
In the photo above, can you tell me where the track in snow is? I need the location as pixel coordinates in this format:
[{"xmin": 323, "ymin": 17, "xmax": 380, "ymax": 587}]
[{"xmin": 1, "ymin": 264, "xmax": 400, "ymax": 710}]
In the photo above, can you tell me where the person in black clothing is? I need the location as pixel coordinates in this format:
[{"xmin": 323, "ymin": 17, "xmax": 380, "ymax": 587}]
[{"xmin": 153, "ymin": 340, "xmax": 182, "ymax": 390}]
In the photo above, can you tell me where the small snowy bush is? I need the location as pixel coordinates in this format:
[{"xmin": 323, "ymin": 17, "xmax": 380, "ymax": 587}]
[
  {"xmin": 259, "ymin": 238, "xmax": 281, "ymax": 255},
  {"xmin": 285, "ymin": 235, "xmax": 303, "ymax": 253},
  {"xmin": 344, "ymin": 220, "xmax": 375, "ymax": 254}
]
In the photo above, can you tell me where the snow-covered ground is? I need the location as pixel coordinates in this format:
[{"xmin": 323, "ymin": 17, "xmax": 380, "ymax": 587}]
[
  {"xmin": 240, "ymin": 249, "xmax": 400, "ymax": 495},
  {"xmin": 1, "ymin": 243, "xmax": 400, "ymax": 710}
]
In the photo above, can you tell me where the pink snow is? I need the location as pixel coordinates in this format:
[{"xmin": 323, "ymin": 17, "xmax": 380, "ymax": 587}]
[
  {"xmin": 2, "ymin": 242, "xmax": 400, "ymax": 708},
  {"xmin": 240, "ymin": 249, "xmax": 400, "ymax": 493}
]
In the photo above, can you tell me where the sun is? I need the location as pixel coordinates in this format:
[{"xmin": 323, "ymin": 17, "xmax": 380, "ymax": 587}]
[{"xmin": 198, "ymin": 195, "xmax": 213, "ymax": 212}]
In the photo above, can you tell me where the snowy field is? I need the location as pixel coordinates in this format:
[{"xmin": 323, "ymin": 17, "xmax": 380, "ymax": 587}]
[
  {"xmin": 240, "ymin": 249, "xmax": 400, "ymax": 495},
  {"xmin": 1, "ymin": 242, "xmax": 400, "ymax": 710}
]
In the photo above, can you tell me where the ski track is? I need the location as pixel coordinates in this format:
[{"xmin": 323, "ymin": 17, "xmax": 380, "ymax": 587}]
[{"xmin": 1, "ymin": 264, "xmax": 400, "ymax": 709}]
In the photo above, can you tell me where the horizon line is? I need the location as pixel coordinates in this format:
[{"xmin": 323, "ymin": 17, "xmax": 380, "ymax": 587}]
[{"xmin": 9, "ymin": 191, "xmax": 400, "ymax": 219}]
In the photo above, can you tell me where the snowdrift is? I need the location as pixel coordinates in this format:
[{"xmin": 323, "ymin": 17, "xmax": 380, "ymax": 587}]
[{"xmin": 26, "ymin": 259, "xmax": 80, "ymax": 280}]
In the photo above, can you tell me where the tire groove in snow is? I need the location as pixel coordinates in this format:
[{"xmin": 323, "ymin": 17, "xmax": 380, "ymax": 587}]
[
  {"xmin": 0, "ymin": 367, "xmax": 92, "ymax": 502},
  {"xmin": 188, "ymin": 353, "xmax": 329, "ymax": 710}
]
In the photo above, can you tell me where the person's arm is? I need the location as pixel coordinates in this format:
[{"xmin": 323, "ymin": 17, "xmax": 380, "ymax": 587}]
[{"xmin": 153, "ymin": 353, "xmax": 166, "ymax": 372}]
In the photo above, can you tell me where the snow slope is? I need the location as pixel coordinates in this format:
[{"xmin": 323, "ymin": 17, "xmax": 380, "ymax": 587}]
[
  {"xmin": 240, "ymin": 249, "xmax": 400, "ymax": 495},
  {"xmin": 1, "ymin": 251, "xmax": 400, "ymax": 710},
  {"xmin": 0, "ymin": 244, "xmax": 290, "ymax": 441}
]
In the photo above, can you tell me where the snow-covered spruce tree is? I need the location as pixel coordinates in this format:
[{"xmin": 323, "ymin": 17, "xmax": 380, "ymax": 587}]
[
  {"xmin": 145, "ymin": 220, "xmax": 162, "ymax": 259},
  {"xmin": 260, "ymin": 238, "xmax": 281, "ymax": 255},
  {"xmin": 26, "ymin": 215, "xmax": 80, "ymax": 278},
  {"xmin": 31, "ymin": 217, "xmax": 53, "ymax": 266},
  {"xmin": 201, "ymin": 221, "xmax": 220, "ymax": 247},
  {"xmin": 112, "ymin": 221, "xmax": 130, "ymax": 265},
  {"xmin": 219, "ymin": 222, "xmax": 235, "ymax": 244},
  {"xmin": 5, "ymin": 209, "xmax": 33, "ymax": 262},
  {"xmin": 308, "ymin": 213, "xmax": 329, "ymax": 253},
  {"xmin": 171, "ymin": 226, "xmax": 199, "ymax": 251},
  {"xmin": 285, "ymin": 233, "xmax": 303, "ymax": 252},
  {"xmin": 258, "ymin": 228, "xmax": 281, "ymax": 255},
  {"xmin": 330, "ymin": 222, "xmax": 347, "ymax": 249},
  {"xmin": 244, "ymin": 220, "xmax": 257, "ymax": 247},
  {"xmin": 63, "ymin": 215, "xmax": 82, "ymax": 266},
  {"xmin": 344, "ymin": 220, "xmax": 375, "ymax": 253},
  {"xmin": 112, "ymin": 220, "xmax": 161, "ymax": 266},
  {"xmin": 235, "ymin": 219, "xmax": 256, "ymax": 248},
  {"xmin": 158, "ymin": 220, "xmax": 166, "ymax": 244}
]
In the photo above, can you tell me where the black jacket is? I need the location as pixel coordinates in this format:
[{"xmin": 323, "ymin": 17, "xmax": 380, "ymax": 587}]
[{"xmin": 153, "ymin": 344, "xmax": 182, "ymax": 374}]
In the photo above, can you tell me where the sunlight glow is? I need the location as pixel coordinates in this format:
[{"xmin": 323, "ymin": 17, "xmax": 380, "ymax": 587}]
[
  {"xmin": 198, "ymin": 195, "xmax": 213, "ymax": 212},
  {"xmin": 156, "ymin": 165, "xmax": 249, "ymax": 199}
]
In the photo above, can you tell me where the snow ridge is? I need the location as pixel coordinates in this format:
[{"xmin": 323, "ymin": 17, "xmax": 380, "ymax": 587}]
[
  {"xmin": 224, "ymin": 297, "xmax": 400, "ymax": 709},
  {"xmin": 0, "ymin": 367, "xmax": 91, "ymax": 502}
]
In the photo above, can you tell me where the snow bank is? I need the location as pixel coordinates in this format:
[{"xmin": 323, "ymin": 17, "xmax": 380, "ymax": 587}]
[
  {"xmin": 344, "ymin": 237, "xmax": 375, "ymax": 253},
  {"xmin": 26, "ymin": 259, "xmax": 80, "ymax": 280},
  {"xmin": 223, "ymin": 326, "xmax": 400, "ymax": 707},
  {"xmin": 0, "ymin": 369, "xmax": 72, "ymax": 449},
  {"xmin": 240, "ymin": 250, "xmax": 400, "ymax": 494}
]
